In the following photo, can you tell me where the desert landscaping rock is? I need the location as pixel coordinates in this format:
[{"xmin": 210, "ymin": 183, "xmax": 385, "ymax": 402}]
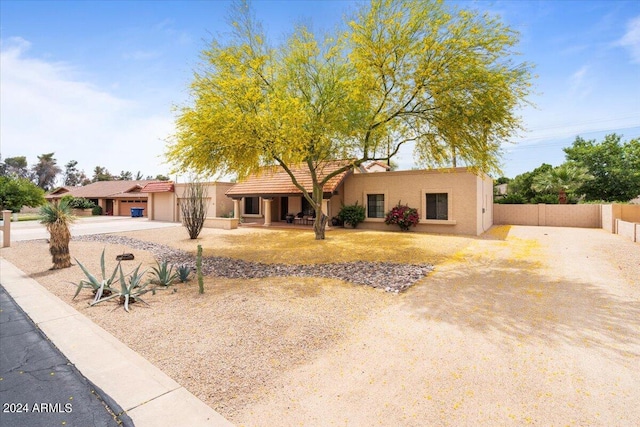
[{"xmin": 72, "ymin": 234, "xmax": 434, "ymax": 291}]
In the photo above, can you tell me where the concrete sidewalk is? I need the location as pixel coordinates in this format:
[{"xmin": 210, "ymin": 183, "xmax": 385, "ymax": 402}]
[{"xmin": 0, "ymin": 258, "xmax": 233, "ymax": 427}]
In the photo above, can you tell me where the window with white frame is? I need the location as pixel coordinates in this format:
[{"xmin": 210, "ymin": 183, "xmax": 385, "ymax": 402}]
[
  {"xmin": 426, "ymin": 193, "xmax": 448, "ymax": 220},
  {"xmin": 244, "ymin": 196, "xmax": 260, "ymax": 215},
  {"xmin": 367, "ymin": 194, "xmax": 385, "ymax": 218}
]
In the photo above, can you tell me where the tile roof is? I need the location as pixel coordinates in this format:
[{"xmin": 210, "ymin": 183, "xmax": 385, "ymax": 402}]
[
  {"xmin": 46, "ymin": 180, "xmax": 155, "ymax": 199},
  {"xmin": 365, "ymin": 161, "xmax": 391, "ymax": 171},
  {"xmin": 226, "ymin": 161, "xmax": 353, "ymax": 198},
  {"xmin": 141, "ymin": 181, "xmax": 175, "ymax": 193}
]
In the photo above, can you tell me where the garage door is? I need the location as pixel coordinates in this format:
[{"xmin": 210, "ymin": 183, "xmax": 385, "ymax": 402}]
[{"xmin": 118, "ymin": 199, "xmax": 148, "ymax": 217}]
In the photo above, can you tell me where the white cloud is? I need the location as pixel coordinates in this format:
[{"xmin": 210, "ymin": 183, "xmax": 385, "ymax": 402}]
[
  {"xmin": 617, "ymin": 15, "xmax": 640, "ymax": 63},
  {"xmin": 567, "ymin": 65, "xmax": 592, "ymax": 100},
  {"xmin": 0, "ymin": 38, "xmax": 175, "ymax": 181}
]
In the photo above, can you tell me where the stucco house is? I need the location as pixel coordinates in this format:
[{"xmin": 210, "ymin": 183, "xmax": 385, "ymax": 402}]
[
  {"xmin": 224, "ymin": 162, "xmax": 494, "ymax": 236},
  {"xmin": 142, "ymin": 181, "xmax": 235, "ymax": 222},
  {"xmin": 46, "ymin": 180, "xmax": 153, "ymax": 216}
]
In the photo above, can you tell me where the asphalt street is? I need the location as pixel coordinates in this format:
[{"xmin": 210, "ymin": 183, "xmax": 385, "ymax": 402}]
[
  {"xmin": 0, "ymin": 217, "xmax": 179, "ymax": 427},
  {"xmin": 0, "ymin": 285, "xmax": 133, "ymax": 427}
]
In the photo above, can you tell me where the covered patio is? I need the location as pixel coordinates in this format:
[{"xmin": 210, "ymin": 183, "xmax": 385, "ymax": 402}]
[{"xmin": 225, "ymin": 162, "xmax": 352, "ymax": 227}]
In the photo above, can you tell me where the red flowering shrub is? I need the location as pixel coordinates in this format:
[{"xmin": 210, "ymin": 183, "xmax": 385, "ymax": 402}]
[{"xmin": 384, "ymin": 202, "xmax": 420, "ymax": 231}]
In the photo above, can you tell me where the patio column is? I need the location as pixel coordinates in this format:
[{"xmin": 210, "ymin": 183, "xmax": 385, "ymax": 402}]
[
  {"xmin": 233, "ymin": 199, "xmax": 240, "ymax": 219},
  {"xmin": 263, "ymin": 198, "xmax": 273, "ymax": 226}
]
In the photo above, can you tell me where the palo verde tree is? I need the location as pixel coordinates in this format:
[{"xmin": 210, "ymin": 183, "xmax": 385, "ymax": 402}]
[{"xmin": 166, "ymin": 0, "xmax": 533, "ymax": 240}]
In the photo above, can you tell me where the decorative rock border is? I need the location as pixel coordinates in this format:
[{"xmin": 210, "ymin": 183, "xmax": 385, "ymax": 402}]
[{"xmin": 72, "ymin": 235, "xmax": 434, "ymax": 292}]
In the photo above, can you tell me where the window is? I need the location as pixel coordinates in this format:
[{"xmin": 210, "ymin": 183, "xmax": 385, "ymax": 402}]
[
  {"xmin": 244, "ymin": 197, "xmax": 260, "ymax": 215},
  {"xmin": 367, "ymin": 194, "xmax": 385, "ymax": 218},
  {"xmin": 426, "ymin": 193, "xmax": 448, "ymax": 220}
]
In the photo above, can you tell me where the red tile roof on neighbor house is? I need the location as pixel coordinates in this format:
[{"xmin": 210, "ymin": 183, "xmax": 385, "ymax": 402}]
[
  {"xmin": 45, "ymin": 180, "xmax": 155, "ymax": 200},
  {"xmin": 226, "ymin": 161, "xmax": 354, "ymax": 198},
  {"xmin": 141, "ymin": 181, "xmax": 175, "ymax": 193}
]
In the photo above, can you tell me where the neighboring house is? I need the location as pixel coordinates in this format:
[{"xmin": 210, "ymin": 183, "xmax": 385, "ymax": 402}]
[
  {"xmin": 355, "ymin": 160, "xmax": 392, "ymax": 173},
  {"xmin": 494, "ymin": 183, "xmax": 508, "ymax": 198},
  {"xmin": 142, "ymin": 181, "xmax": 235, "ymax": 222},
  {"xmin": 224, "ymin": 162, "xmax": 494, "ymax": 236},
  {"xmin": 46, "ymin": 180, "xmax": 153, "ymax": 216}
]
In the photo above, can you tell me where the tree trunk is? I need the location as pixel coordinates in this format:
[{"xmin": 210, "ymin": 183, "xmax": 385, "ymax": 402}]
[
  {"xmin": 311, "ymin": 183, "xmax": 327, "ymax": 240},
  {"xmin": 48, "ymin": 221, "xmax": 72, "ymax": 269},
  {"xmin": 313, "ymin": 213, "xmax": 328, "ymax": 240},
  {"xmin": 558, "ymin": 189, "xmax": 568, "ymax": 204}
]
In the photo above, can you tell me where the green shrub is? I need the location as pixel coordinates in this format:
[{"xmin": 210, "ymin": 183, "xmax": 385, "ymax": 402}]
[
  {"xmin": 92, "ymin": 205, "xmax": 103, "ymax": 215},
  {"xmin": 68, "ymin": 197, "xmax": 96, "ymax": 209},
  {"xmin": 531, "ymin": 193, "xmax": 559, "ymax": 204},
  {"xmin": 337, "ymin": 202, "xmax": 365, "ymax": 228},
  {"xmin": 495, "ymin": 194, "xmax": 526, "ymax": 204}
]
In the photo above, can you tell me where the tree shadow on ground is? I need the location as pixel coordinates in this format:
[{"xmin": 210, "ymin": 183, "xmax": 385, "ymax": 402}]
[{"xmin": 403, "ymin": 255, "xmax": 640, "ymax": 361}]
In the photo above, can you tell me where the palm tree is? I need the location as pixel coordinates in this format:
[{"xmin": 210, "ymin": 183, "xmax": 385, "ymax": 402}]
[
  {"xmin": 531, "ymin": 163, "xmax": 593, "ymax": 204},
  {"xmin": 39, "ymin": 199, "xmax": 76, "ymax": 269}
]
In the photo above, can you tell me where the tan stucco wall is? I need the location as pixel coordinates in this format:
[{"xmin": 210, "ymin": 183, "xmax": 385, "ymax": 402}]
[
  {"xmin": 544, "ymin": 204, "xmax": 600, "ymax": 227},
  {"xmin": 214, "ymin": 183, "xmax": 235, "ymax": 217},
  {"xmin": 149, "ymin": 192, "xmax": 177, "ymax": 222},
  {"xmin": 620, "ymin": 204, "xmax": 640, "ymax": 223},
  {"xmin": 343, "ymin": 168, "xmax": 490, "ymax": 235},
  {"xmin": 616, "ymin": 219, "xmax": 639, "ymax": 242},
  {"xmin": 494, "ymin": 204, "xmax": 539, "ymax": 226},
  {"xmin": 147, "ymin": 182, "xmax": 235, "ymax": 223},
  {"xmin": 494, "ymin": 203, "xmax": 601, "ymax": 228},
  {"xmin": 477, "ymin": 174, "xmax": 494, "ymax": 235}
]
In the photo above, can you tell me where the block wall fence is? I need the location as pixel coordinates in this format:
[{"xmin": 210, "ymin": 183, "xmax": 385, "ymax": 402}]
[{"xmin": 493, "ymin": 203, "xmax": 640, "ymax": 242}]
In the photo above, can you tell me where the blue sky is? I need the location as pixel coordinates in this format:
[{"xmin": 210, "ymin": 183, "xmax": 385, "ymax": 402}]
[{"xmin": 1, "ymin": 0, "xmax": 639, "ymax": 182}]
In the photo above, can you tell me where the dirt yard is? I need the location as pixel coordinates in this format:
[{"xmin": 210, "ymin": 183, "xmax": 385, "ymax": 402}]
[{"xmin": 1, "ymin": 225, "xmax": 638, "ymax": 426}]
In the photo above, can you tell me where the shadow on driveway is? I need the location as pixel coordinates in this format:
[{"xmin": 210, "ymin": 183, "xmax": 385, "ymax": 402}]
[{"xmin": 402, "ymin": 234, "xmax": 640, "ymax": 362}]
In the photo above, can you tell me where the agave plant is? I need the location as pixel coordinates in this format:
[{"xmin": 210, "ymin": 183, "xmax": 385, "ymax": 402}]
[
  {"xmin": 72, "ymin": 249, "xmax": 119, "ymax": 304},
  {"xmin": 176, "ymin": 264, "xmax": 191, "ymax": 283},
  {"xmin": 118, "ymin": 264, "xmax": 151, "ymax": 312},
  {"xmin": 150, "ymin": 260, "xmax": 179, "ymax": 287},
  {"xmin": 39, "ymin": 199, "xmax": 76, "ymax": 269},
  {"xmin": 91, "ymin": 263, "xmax": 151, "ymax": 312}
]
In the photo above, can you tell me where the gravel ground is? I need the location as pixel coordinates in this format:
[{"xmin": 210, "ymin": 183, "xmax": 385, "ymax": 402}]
[{"xmin": 2, "ymin": 225, "xmax": 638, "ymax": 426}]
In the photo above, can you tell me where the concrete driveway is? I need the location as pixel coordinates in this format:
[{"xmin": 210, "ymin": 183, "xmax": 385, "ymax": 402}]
[{"xmin": 5, "ymin": 216, "xmax": 181, "ymax": 242}]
